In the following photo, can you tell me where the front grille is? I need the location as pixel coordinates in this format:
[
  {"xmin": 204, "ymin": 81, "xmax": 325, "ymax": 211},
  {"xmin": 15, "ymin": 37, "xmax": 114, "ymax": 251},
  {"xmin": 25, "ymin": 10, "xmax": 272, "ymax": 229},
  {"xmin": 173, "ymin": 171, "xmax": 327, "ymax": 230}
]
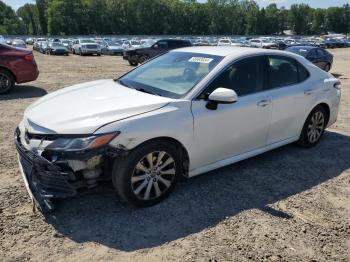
[{"xmin": 86, "ymin": 45, "xmax": 98, "ymax": 49}]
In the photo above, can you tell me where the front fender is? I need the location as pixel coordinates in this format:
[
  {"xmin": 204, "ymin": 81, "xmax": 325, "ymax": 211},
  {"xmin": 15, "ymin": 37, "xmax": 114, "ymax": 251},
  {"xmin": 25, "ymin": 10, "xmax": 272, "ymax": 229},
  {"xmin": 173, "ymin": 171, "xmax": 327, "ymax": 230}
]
[{"xmin": 94, "ymin": 101, "xmax": 195, "ymax": 161}]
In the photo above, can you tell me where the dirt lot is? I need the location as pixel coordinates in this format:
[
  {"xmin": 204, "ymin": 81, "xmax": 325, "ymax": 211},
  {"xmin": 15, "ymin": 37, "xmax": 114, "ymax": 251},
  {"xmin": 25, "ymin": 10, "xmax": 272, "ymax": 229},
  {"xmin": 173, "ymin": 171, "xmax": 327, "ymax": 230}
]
[{"xmin": 0, "ymin": 49, "xmax": 349, "ymax": 262}]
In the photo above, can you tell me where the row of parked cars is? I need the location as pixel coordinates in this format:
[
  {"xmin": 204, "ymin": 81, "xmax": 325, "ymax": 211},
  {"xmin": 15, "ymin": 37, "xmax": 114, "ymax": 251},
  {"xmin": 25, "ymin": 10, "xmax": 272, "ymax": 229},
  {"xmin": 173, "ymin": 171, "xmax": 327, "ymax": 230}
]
[
  {"xmin": 25, "ymin": 35, "xmax": 337, "ymax": 71},
  {"xmin": 0, "ymin": 33, "xmax": 344, "ymax": 94}
]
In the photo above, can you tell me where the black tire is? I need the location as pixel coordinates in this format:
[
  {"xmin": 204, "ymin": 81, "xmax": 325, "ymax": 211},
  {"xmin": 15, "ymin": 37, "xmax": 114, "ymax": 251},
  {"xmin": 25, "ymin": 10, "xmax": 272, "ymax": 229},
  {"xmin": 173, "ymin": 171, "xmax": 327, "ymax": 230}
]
[
  {"xmin": 0, "ymin": 69, "xmax": 15, "ymax": 94},
  {"xmin": 79, "ymin": 49, "xmax": 83, "ymax": 56},
  {"xmin": 128, "ymin": 56, "xmax": 139, "ymax": 66},
  {"xmin": 324, "ymin": 63, "xmax": 331, "ymax": 72},
  {"xmin": 112, "ymin": 140, "xmax": 182, "ymax": 207},
  {"xmin": 297, "ymin": 105, "xmax": 327, "ymax": 148}
]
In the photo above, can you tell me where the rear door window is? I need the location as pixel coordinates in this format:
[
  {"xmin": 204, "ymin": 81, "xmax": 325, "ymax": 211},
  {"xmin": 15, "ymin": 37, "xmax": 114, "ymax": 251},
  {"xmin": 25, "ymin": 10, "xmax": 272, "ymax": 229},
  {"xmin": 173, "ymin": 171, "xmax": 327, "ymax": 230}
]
[{"xmin": 267, "ymin": 56, "xmax": 299, "ymax": 88}]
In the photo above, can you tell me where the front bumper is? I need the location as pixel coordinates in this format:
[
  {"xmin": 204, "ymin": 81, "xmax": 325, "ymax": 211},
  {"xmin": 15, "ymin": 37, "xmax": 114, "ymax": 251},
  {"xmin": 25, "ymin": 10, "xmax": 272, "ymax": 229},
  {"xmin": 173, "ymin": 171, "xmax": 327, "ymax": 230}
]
[
  {"xmin": 81, "ymin": 49, "xmax": 101, "ymax": 54},
  {"xmin": 14, "ymin": 129, "xmax": 76, "ymax": 213},
  {"xmin": 50, "ymin": 49, "xmax": 68, "ymax": 55}
]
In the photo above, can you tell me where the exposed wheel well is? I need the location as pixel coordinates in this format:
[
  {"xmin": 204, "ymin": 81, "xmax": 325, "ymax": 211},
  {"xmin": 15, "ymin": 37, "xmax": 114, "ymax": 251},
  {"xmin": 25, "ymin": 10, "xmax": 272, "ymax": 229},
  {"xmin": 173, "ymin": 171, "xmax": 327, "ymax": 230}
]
[
  {"xmin": 0, "ymin": 66, "xmax": 16, "ymax": 82},
  {"xmin": 316, "ymin": 103, "xmax": 330, "ymax": 126},
  {"xmin": 132, "ymin": 137, "xmax": 190, "ymax": 178}
]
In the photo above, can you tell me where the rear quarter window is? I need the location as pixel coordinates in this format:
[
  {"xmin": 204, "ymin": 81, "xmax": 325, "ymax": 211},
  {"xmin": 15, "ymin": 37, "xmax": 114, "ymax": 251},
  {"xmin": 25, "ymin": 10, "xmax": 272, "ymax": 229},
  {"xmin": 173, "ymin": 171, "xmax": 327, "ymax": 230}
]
[{"xmin": 297, "ymin": 61, "xmax": 310, "ymax": 82}]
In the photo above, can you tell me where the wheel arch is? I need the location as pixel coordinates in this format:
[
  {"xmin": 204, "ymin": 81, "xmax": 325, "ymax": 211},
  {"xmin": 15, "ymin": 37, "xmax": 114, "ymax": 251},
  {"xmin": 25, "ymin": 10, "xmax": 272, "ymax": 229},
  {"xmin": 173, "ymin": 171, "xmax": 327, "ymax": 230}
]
[
  {"xmin": 124, "ymin": 136, "xmax": 190, "ymax": 178},
  {"xmin": 0, "ymin": 66, "xmax": 17, "ymax": 82},
  {"xmin": 316, "ymin": 102, "xmax": 330, "ymax": 126}
]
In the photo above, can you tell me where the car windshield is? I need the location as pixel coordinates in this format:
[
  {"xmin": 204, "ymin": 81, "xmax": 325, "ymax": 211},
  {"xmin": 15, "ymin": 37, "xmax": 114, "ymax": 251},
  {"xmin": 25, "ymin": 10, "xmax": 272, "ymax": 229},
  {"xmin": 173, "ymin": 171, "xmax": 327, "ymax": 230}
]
[
  {"xmin": 118, "ymin": 52, "xmax": 223, "ymax": 98},
  {"xmin": 81, "ymin": 39, "xmax": 95, "ymax": 43},
  {"xmin": 286, "ymin": 47, "xmax": 309, "ymax": 57}
]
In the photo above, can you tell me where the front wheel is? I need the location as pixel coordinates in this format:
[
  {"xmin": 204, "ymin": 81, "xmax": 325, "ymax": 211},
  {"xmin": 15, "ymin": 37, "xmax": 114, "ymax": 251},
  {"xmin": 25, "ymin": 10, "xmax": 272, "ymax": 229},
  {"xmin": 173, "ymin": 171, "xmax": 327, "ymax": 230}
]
[
  {"xmin": 112, "ymin": 141, "xmax": 181, "ymax": 207},
  {"xmin": 128, "ymin": 56, "xmax": 139, "ymax": 66},
  {"xmin": 297, "ymin": 106, "xmax": 327, "ymax": 147}
]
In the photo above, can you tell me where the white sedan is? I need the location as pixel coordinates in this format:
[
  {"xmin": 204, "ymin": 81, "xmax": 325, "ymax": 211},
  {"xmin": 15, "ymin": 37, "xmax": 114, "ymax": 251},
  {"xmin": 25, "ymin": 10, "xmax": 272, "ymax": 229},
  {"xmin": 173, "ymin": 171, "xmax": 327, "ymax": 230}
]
[{"xmin": 15, "ymin": 47, "xmax": 341, "ymax": 212}]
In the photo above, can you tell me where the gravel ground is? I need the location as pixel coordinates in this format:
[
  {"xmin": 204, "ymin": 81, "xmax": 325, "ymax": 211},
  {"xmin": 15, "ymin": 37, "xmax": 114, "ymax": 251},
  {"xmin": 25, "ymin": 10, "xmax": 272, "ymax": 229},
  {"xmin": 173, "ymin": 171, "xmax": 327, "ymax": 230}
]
[{"xmin": 0, "ymin": 49, "xmax": 349, "ymax": 262}]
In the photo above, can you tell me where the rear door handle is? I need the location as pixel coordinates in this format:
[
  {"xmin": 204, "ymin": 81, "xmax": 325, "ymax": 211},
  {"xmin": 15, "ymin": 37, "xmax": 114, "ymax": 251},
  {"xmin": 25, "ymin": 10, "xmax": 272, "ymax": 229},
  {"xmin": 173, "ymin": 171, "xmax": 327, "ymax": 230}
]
[
  {"xmin": 257, "ymin": 99, "xmax": 271, "ymax": 107},
  {"xmin": 304, "ymin": 89, "xmax": 314, "ymax": 95}
]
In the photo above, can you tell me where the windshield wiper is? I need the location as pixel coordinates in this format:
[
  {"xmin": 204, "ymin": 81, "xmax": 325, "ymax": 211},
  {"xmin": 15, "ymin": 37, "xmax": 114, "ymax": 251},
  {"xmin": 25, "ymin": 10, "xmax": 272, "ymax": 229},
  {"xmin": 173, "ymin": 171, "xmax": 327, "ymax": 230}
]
[{"xmin": 135, "ymin": 88, "xmax": 162, "ymax": 96}]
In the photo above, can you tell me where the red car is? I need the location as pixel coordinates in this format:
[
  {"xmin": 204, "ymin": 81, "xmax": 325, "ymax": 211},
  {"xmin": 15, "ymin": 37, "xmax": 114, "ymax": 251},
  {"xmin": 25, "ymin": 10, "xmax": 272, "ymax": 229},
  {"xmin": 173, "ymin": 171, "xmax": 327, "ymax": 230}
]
[{"xmin": 0, "ymin": 44, "xmax": 39, "ymax": 94}]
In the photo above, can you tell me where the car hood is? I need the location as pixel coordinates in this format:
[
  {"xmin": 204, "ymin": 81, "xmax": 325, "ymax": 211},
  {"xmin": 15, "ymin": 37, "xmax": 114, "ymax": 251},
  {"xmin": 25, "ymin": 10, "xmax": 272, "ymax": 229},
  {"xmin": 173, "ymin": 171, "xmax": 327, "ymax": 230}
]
[{"xmin": 24, "ymin": 79, "xmax": 173, "ymax": 134}]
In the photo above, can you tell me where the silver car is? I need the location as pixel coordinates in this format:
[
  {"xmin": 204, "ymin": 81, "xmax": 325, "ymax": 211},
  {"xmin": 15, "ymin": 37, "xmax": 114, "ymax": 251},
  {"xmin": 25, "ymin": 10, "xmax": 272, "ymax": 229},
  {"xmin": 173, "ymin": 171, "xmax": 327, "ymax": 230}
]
[{"xmin": 72, "ymin": 39, "xmax": 101, "ymax": 56}]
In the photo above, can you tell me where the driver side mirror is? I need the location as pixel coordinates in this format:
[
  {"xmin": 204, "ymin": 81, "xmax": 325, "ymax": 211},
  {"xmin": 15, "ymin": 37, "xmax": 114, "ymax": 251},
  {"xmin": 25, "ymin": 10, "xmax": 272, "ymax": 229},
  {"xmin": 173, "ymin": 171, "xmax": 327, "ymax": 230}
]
[
  {"xmin": 153, "ymin": 44, "xmax": 159, "ymax": 49},
  {"xmin": 206, "ymin": 88, "xmax": 238, "ymax": 110}
]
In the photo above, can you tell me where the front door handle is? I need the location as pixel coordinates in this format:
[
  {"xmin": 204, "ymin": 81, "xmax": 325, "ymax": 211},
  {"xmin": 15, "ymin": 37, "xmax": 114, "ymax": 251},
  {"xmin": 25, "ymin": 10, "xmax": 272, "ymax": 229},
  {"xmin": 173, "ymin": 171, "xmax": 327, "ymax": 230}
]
[{"xmin": 257, "ymin": 99, "xmax": 271, "ymax": 107}]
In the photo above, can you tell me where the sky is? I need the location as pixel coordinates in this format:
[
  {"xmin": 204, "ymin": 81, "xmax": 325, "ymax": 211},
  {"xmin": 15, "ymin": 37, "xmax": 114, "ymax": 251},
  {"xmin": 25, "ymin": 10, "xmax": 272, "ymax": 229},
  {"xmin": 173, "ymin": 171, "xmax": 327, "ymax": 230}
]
[{"xmin": 3, "ymin": 0, "xmax": 350, "ymax": 10}]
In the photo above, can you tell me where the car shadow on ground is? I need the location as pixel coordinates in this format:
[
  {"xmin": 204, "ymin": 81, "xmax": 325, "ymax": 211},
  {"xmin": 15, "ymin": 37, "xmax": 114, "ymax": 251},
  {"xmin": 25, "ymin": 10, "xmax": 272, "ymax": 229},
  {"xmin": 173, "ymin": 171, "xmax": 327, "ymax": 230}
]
[
  {"xmin": 49, "ymin": 131, "xmax": 350, "ymax": 251},
  {"xmin": 0, "ymin": 85, "xmax": 47, "ymax": 100}
]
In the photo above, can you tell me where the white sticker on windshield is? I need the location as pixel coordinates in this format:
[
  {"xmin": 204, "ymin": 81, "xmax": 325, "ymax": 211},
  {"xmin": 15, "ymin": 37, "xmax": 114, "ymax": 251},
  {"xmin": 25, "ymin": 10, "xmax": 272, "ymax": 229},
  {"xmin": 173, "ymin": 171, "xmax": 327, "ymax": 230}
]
[{"xmin": 189, "ymin": 57, "xmax": 213, "ymax": 63}]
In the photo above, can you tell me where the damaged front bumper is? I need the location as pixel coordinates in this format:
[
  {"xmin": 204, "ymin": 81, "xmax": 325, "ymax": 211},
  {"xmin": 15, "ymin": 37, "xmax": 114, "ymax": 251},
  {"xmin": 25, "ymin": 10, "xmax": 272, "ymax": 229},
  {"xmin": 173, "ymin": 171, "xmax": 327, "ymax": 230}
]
[
  {"xmin": 14, "ymin": 128, "xmax": 124, "ymax": 213},
  {"xmin": 15, "ymin": 128, "xmax": 77, "ymax": 213}
]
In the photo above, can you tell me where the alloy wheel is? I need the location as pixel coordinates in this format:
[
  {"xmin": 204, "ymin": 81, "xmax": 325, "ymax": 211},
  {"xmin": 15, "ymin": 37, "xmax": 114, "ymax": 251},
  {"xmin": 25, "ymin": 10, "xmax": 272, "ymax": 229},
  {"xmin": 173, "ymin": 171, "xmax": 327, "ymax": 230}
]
[
  {"xmin": 307, "ymin": 111, "xmax": 325, "ymax": 143},
  {"xmin": 131, "ymin": 151, "xmax": 176, "ymax": 200}
]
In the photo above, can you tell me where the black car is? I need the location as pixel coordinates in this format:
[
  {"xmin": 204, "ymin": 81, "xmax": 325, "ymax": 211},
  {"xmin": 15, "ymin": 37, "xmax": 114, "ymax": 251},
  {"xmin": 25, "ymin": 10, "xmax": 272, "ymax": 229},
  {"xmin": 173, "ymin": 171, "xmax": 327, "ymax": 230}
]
[
  {"xmin": 123, "ymin": 39, "xmax": 192, "ymax": 66},
  {"xmin": 46, "ymin": 42, "xmax": 69, "ymax": 55},
  {"xmin": 285, "ymin": 46, "xmax": 333, "ymax": 72}
]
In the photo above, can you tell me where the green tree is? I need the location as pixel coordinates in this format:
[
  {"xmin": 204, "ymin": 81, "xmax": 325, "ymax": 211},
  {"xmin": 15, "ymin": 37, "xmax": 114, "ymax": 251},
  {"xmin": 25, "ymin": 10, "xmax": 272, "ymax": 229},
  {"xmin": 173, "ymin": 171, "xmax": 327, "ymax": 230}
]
[
  {"xmin": 289, "ymin": 4, "xmax": 313, "ymax": 34},
  {"xmin": 17, "ymin": 4, "xmax": 39, "ymax": 34},
  {"xmin": 0, "ymin": 0, "xmax": 26, "ymax": 34},
  {"xmin": 36, "ymin": 0, "xmax": 48, "ymax": 34}
]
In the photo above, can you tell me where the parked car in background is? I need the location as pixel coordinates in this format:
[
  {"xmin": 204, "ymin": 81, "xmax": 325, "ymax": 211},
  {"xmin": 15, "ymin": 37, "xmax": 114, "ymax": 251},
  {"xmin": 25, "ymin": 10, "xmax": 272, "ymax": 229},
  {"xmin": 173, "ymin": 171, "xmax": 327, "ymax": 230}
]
[
  {"xmin": 60, "ymin": 39, "xmax": 71, "ymax": 48},
  {"xmin": 141, "ymin": 39, "xmax": 157, "ymax": 47},
  {"xmin": 249, "ymin": 38, "xmax": 278, "ymax": 49},
  {"xmin": 38, "ymin": 41, "xmax": 48, "ymax": 54},
  {"xmin": 0, "ymin": 43, "xmax": 39, "ymax": 94},
  {"xmin": 72, "ymin": 39, "xmax": 101, "ymax": 56},
  {"xmin": 46, "ymin": 42, "xmax": 69, "ymax": 56},
  {"xmin": 101, "ymin": 40, "xmax": 124, "ymax": 55},
  {"xmin": 11, "ymin": 39, "xmax": 27, "ymax": 49},
  {"xmin": 217, "ymin": 38, "xmax": 232, "ymax": 46},
  {"xmin": 14, "ymin": 47, "xmax": 341, "ymax": 212},
  {"xmin": 33, "ymin": 38, "xmax": 45, "ymax": 51},
  {"xmin": 123, "ymin": 39, "xmax": 192, "ymax": 66},
  {"xmin": 26, "ymin": 37, "xmax": 34, "ymax": 45},
  {"xmin": 285, "ymin": 46, "xmax": 333, "ymax": 72}
]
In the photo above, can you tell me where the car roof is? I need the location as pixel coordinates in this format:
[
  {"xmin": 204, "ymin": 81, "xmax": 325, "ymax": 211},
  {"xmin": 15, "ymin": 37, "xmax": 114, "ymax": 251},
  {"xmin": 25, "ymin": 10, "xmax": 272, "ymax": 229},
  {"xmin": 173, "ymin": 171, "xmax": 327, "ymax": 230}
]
[
  {"xmin": 171, "ymin": 46, "xmax": 296, "ymax": 58},
  {"xmin": 287, "ymin": 45, "xmax": 316, "ymax": 51}
]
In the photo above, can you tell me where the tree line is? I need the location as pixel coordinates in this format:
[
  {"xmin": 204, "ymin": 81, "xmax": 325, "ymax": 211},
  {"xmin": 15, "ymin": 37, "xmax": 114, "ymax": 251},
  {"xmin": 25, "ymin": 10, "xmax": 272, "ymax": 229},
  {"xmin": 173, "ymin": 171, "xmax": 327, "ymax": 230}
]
[{"xmin": 1, "ymin": 0, "xmax": 350, "ymax": 36}]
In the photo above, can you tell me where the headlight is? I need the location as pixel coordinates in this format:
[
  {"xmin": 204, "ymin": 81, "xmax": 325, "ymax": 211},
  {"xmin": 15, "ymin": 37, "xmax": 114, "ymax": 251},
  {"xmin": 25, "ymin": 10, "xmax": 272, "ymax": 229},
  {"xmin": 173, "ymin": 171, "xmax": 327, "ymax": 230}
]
[{"xmin": 46, "ymin": 132, "xmax": 120, "ymax": 152}]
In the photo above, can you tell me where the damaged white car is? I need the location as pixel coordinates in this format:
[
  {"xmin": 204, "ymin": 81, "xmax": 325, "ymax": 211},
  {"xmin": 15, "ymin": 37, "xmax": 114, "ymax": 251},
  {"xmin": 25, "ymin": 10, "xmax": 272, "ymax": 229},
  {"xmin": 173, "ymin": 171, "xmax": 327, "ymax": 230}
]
[{"xmin": 15, "ymin": 47, "xmax": 341, "ymax": 213}]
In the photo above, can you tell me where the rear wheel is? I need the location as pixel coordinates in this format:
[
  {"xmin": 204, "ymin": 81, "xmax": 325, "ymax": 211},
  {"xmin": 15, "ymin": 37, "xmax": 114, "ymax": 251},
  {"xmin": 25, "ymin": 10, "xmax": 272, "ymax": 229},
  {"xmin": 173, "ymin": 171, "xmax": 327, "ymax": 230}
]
[
  {"xmin": 0, "ymin": 69, "xmax": 15, "ymax": 94},
  {"xmin": 297, "ymin": 106, "xmax": 327, "ymax": 147},
  {"xmin": 112, "ymin": 141, "xmax": 181, "ymax": 207}
]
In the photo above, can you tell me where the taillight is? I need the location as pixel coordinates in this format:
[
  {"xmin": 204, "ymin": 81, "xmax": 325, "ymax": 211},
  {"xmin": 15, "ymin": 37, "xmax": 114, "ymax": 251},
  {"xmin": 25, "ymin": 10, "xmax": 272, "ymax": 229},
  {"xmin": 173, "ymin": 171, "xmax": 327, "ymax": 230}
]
[
  {"xmin": 24, "ymin": 54, "xmax": 34, "ymax": 61},
  {"xmin": 334, "ymin": 80, "xmax": 341, "ymax": 90}
]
